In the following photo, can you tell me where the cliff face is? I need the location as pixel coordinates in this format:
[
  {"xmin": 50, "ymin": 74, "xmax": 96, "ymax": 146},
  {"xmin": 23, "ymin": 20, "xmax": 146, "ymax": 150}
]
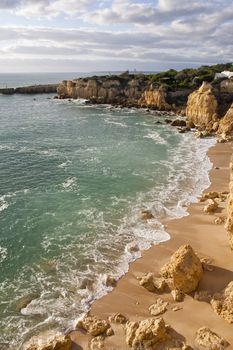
[
  {"xmin": 139, "ymin": 85, "xmax": 171, "ymax": 110},
  {"xmin": 57, "ymin": 76, "xmax": 148, "ymax": 106},
  {"xmin": 217, "ymin": 103, "xmax": 233, "ymax": 141},
  {"xmin": 225, "ymin": 160, "xmax": 233, "ymax": 250},
  {"xmin": 186, "ymin": 82, "xmax": 218, "ymax": 128}
]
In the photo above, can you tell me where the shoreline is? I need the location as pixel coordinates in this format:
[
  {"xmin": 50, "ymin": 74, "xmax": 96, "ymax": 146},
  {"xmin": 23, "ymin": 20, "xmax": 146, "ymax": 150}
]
[{"xmin": 70, "ymin": 141, "xmax": 233, "ymax": 349}]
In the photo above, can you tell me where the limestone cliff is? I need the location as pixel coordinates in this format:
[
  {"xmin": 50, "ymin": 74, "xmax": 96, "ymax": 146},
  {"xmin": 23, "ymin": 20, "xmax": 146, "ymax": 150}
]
[
  {"xmin": 139, "ymin": 85, "xmax": 171, "ymax": 110},
  {"xmin": 225, "ymin": 160, "xmax": 233, "ymax": 250},
  {"xmin": 217, "ymin": 103, "xmax": 233, "ymax": 141},
  {"xmin": 57, "ymin": 76, "xmax": 148, "ymax": 106},
  {"xmin": 186, "ymin": 82, "xmax": 218, "ymax": 128}
]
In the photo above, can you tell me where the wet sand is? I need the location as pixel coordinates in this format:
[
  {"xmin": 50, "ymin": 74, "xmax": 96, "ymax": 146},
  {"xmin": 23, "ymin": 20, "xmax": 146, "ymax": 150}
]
[{"xmin": 71, "ymin": 142, "xmax": 233, "ymax": 349}]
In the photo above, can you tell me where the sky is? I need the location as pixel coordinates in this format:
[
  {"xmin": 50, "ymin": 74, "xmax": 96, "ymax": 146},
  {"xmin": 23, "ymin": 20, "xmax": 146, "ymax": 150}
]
[{"xmin": 0, "ymin": 0, "xmax": 232, "ymax": 72}]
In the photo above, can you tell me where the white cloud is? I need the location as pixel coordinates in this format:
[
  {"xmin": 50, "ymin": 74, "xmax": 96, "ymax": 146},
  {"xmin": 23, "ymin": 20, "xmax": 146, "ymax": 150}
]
[{"xmin": 0, "ymin": 0, "xmax": 232, "ymax": 71}]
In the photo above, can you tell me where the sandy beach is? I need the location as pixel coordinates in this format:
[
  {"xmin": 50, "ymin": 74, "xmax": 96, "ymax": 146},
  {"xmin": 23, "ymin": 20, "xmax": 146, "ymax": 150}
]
[{"xmin": 71, "ymin": 141, "xmax": 233, "ymax": 349}]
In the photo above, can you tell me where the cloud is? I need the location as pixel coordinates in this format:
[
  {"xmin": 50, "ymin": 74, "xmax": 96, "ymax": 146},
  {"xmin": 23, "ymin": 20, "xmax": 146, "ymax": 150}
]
[
  {"xmin": 0, "ymin": 0, "xmax": 95, "ymax": 17},
  {"xmin": 0, "ymin": 0, "xmax": 232, "ymax": 72}
]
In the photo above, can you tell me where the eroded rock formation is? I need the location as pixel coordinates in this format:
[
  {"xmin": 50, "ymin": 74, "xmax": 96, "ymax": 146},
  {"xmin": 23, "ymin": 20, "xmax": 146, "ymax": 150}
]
[
  {"xmin": 125, "ymin": 317, "xmax": 168, "ymax": 349},
  {"xmin": 186, "ymin": 82, "xmax": 218, "ymax": 128},
  {"xmin": 195, "ymin": 327, "xmax": 229, "ymax": 350},
  {"xmin": 225, "ymin": 161, "xmax": 233, "ymax": 249},
  {"xmin": 26, "ymin": 335, "xmax": 72, "ymax": 350},
  {"xmin": 76, "ymin": 315, "xmax": 112, "ymax": 336},
  {"xmin": 211, "ymin": 281, "xmax": 233, "ymax": 323},
  {"xmin": 160, "ymin": 244, "xmax": 203, "ymax": 293},
  {"xmin": 139, "ymin": 85, "xmax": 171, "ymax": 110},
  {"xmin": 217, "ymin": 103, "xmax": 233, "ymax": 141}
]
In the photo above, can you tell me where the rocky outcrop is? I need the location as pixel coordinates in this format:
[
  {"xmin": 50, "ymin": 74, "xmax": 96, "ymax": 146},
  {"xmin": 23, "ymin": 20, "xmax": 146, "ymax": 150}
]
[
  {"xmin": 217, "ymin": 103, "xmax": 233, "ymax": 141},
  {"xmin": 211, "ymin": 281, "xmax": 233, "ymax": 323},
  {"xmin": 220, "ymin": 78, "xmax": 233, "ymax": 93},
  {"xmin": 26, "ymin": 335, "xmax": 72, "ymax": 350},
  {"xmin": 139, "ymin": 85, "xmax": 171, "ymax": 110},
  {"xmin": 195, "ymin": 327, "xmax": 229, "ymax": 349},
  {"xmin": 76, "ymin": 315, "xmax": 112, "ymax": 336},
  {"xmin": 225, "ymin": 161, "xmax": 233, "ymax": 249},
  {"xmin": 160, "ymin": 245, "xmax": 203, "ymax": 293},
  {"xmin": 125, "ymin": 317, "xmax": 168, "ymax": 349},
  {"xmin": 186, "ymin": 82, "xmax": 218, "ymax": 128}
]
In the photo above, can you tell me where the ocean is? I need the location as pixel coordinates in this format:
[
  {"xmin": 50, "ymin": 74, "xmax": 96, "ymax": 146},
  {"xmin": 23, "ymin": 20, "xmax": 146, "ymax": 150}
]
[{"xmin": 0, "ymin": 73, "xmax": 215, "ymax": 349}]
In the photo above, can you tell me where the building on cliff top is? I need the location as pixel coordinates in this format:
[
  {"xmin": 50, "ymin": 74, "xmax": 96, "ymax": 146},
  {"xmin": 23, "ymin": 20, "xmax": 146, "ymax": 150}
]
[{"xmin": 215, "ymin": 71, "xmax": 233, "ymax": 79}]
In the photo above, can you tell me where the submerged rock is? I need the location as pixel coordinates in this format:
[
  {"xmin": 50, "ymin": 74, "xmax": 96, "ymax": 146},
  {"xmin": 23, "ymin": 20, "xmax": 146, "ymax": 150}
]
[
  {"xmin": 16, "ymin": 293, "xmax": 39, "ymax": 312},
  {"xmin": 125, "ymin": 317, "xmax": 168, "ymax": 349},
  {"xmin": 77, "ymin": 315, "xmax": 112, "ymax": 336},
  {"xmin": 160, "ymin": 245, "xmax": 203, "ymax": 293},
  {"xmin": 195, "ymin": 327, "xmax": 229, "ymax": 349},
  {"xmin": 105, "ymin": 275, "xmax": 117, "ymax": 287},
  {"xmin": 211, "ymin": 281, "xmax": 233, "ymax": 323},
  {"xmin": 139, "ymin": 209, "xmax": 154, "ymax": 220},
  {"xmin": 170, "ymin": 119, "xmax": 186, "ymax": 127}
]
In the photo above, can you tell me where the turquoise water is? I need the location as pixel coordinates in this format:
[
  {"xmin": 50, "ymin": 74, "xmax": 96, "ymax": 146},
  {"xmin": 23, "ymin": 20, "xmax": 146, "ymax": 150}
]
[{"xmin": 0, "ymin": 77, "xmax": 214, "ymax": 349}]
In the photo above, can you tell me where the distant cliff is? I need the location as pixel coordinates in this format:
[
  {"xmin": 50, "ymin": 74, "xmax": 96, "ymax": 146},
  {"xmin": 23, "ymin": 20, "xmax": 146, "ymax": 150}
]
[{"xmin": 0, "ymin": 84, "xmax": 58, "ymax": 95}]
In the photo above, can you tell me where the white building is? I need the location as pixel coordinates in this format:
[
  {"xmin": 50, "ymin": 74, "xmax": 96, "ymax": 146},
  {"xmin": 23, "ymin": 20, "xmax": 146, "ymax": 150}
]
[{"xmin": 215, "ymin": 70, "xmax": 233, "ymax": 79}]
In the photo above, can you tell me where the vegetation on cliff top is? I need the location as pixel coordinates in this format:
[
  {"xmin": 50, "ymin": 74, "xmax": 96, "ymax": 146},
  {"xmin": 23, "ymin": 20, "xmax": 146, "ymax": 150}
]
[{"xmin": 87, "ymin": 63, "xmax": 233, "ymax": 91}]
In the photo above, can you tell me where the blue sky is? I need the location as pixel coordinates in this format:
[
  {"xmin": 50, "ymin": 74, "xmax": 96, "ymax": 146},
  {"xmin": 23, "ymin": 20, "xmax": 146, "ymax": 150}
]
[{"xmin": 0, "ymin": 0, "xmax": 232, "ymax": 72}]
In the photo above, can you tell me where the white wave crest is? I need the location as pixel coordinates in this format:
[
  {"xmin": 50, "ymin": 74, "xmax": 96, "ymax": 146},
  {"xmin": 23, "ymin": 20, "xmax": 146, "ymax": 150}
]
[{"xmin": 144, "ymin": 131, "xmax": 167, "ymax": 145}]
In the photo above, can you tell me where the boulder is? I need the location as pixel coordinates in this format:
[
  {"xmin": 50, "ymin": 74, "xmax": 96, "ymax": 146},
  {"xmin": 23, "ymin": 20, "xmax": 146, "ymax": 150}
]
[
  {"xmin": 170, "ymin": 119, "xmax": 186, "ymax": 127},
  {"xmin": 77, "ymin": 315, "xmax": 112, "ymax": 336},
  {"xmin": 195, "ymin": 326, "xmax": 229, "ymax": 349},
  {"xmin": 160, "ymin": 245, "xmax": 203, "ymax": 293},
  {"xmin": 211, "ymin": 281, "xmax": 233, "ymax": 323},
  {"xmin": 138, "ymin": 273, "xmax": 166, "ymax": 293},
  {"xmin": 186, "ymin": 82, "xmax": 218, "ymax": 128},
  {"xmin": 203, "ymin": 199, "xmax": 218, "ymax": 213},
  {"xmin": 199, "ymin": 191, "xmax": 219, "ymax": 202},
  {"xmin": 149, "ymin": 299, "xmax": 168, "ymax": 316},
  {"xmin": 26, "ymin": 335, "xmax": 72, "ymax": 350},
  {"xmin": 125, "ymin": 317, "xmax": 168, "ymax": 349}
]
